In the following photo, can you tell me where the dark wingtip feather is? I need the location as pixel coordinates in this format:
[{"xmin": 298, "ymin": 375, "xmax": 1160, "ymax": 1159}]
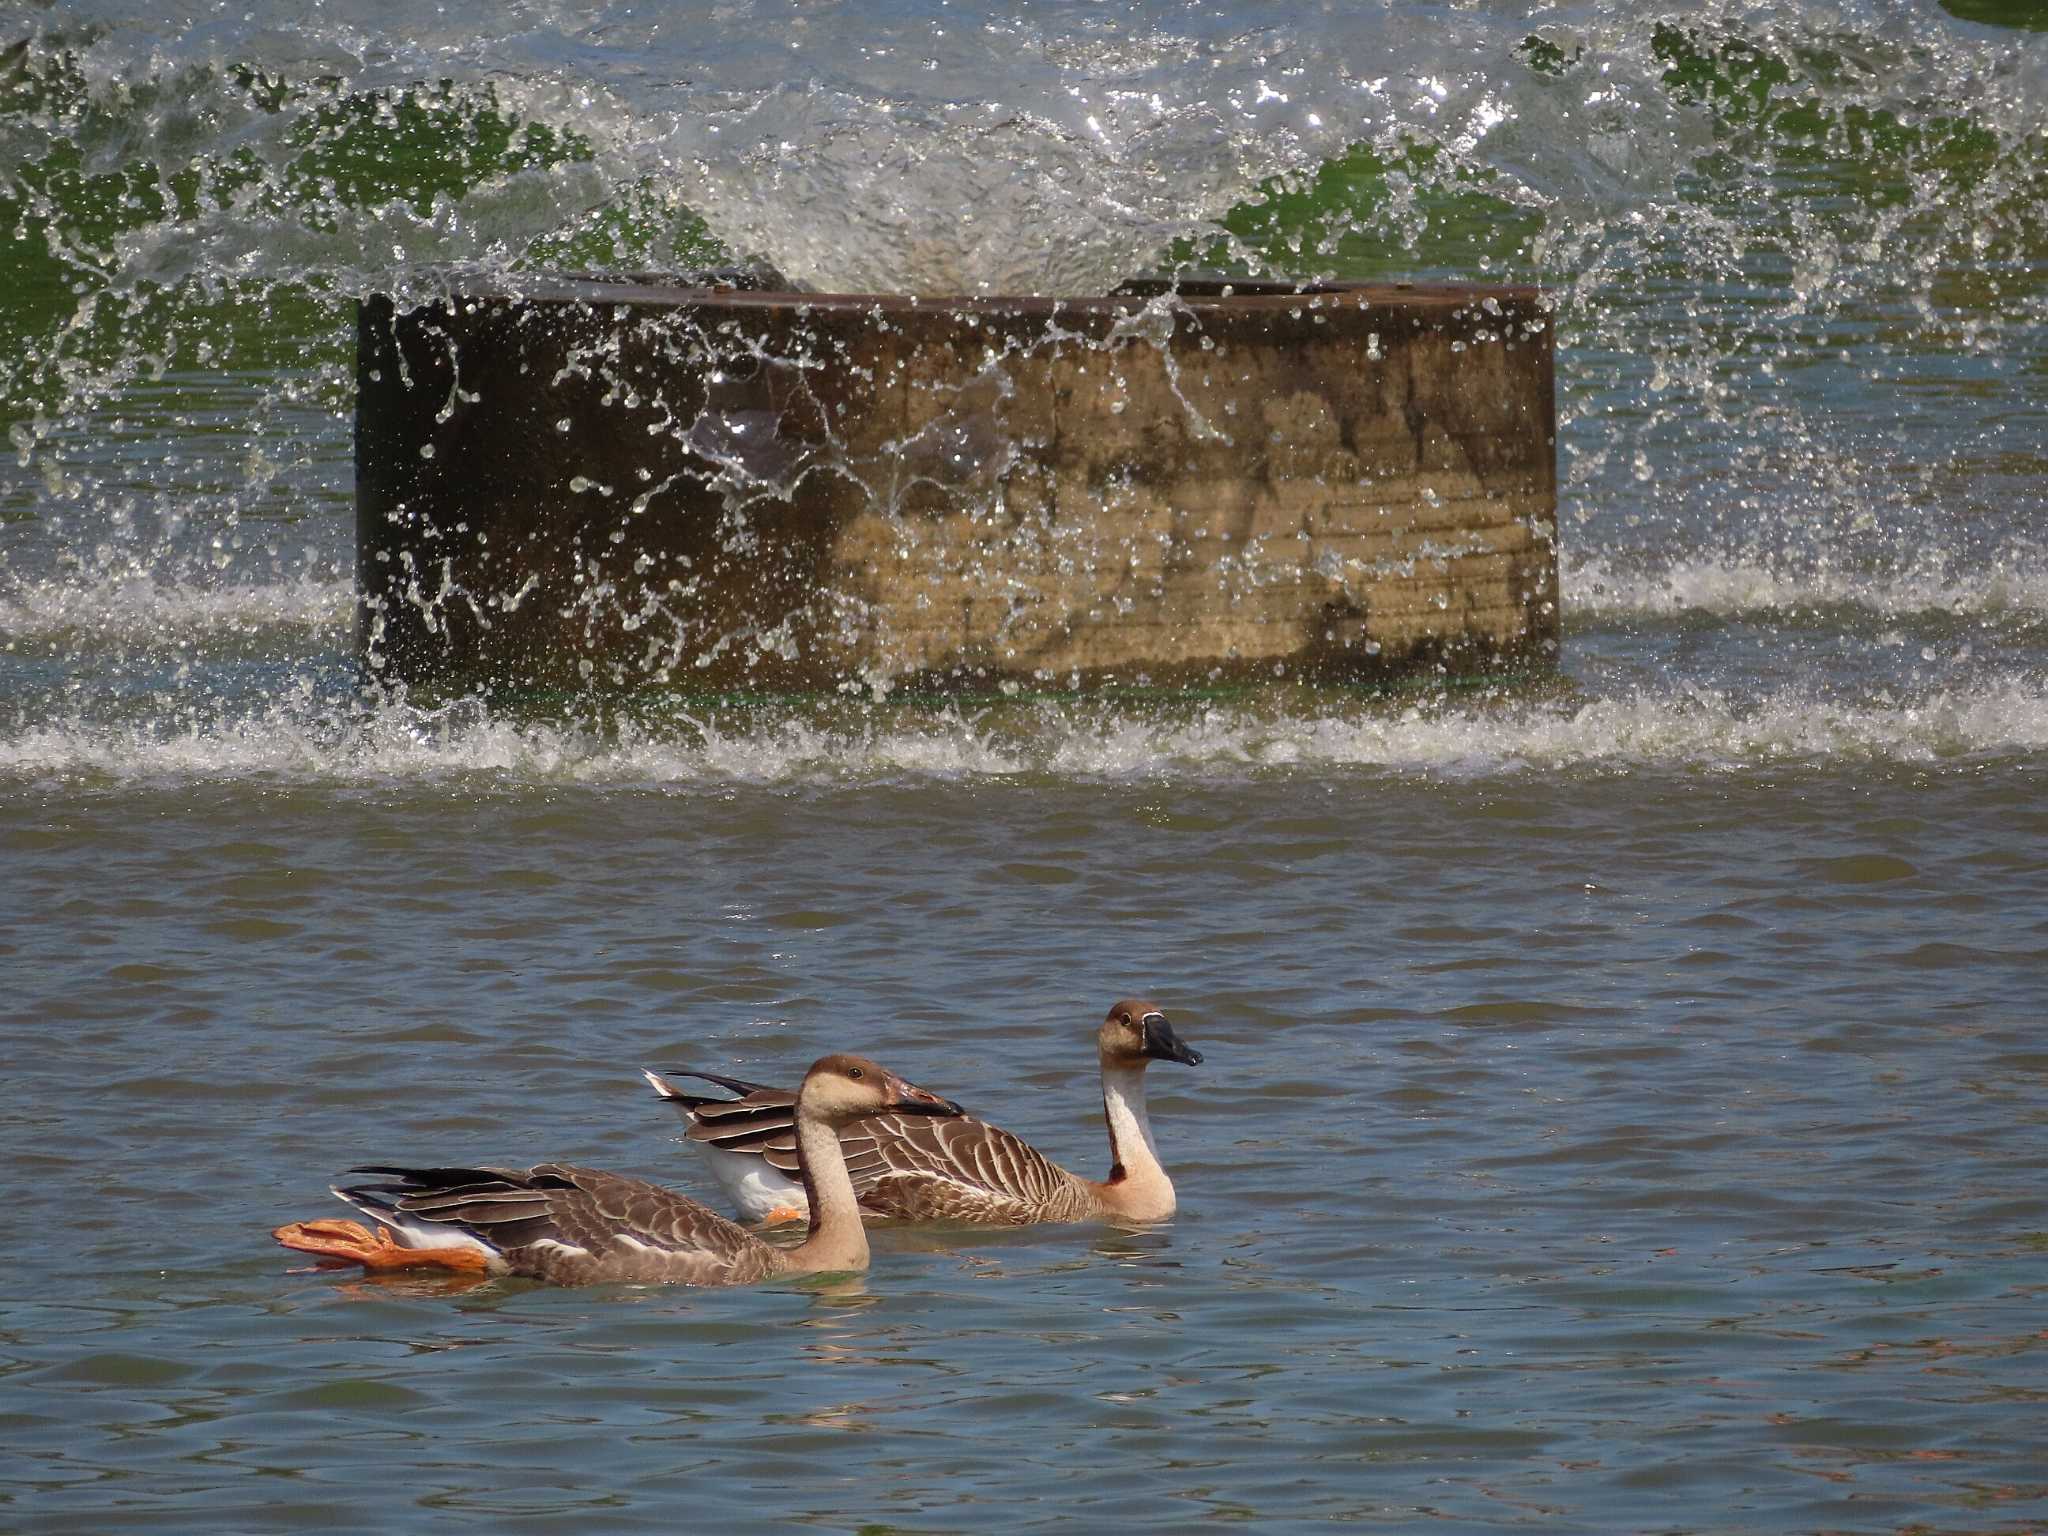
[
  {"xmin": 344, "ymin": 1165, "xmax": 505, "ymax": 1185},
  {"xmin": 651, "ymin": 1067, "xmax": 781, "ymax": 1098}
]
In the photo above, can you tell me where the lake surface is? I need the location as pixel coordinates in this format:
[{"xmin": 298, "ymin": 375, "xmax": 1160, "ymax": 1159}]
[
  {"xmin": 4, "ymin": 2, "xmax": 2047, "ymax": 1531},
  {"xmin": 5, "ymin": 616, "xmax": 2046, "ymax": 1534}
]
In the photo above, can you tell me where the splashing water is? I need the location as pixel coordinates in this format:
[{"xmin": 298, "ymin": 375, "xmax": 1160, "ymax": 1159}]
[
  {"xmin": 1, "ymin": 0, "xmax": 2044, "ymax": 776},
  {"xmin": 7, "ymin": 16, "xmax": 2048, "ymax": 1529}
]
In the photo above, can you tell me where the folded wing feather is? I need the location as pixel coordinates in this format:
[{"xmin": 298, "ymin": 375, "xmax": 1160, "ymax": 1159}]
[
  {"xmin": 652, "ymin": 1071, "xmax": 1084, "ymax": 1221},
  {"xmin": 342, "ymin": 1163, "xmax": 768, "ymax": 1282}
]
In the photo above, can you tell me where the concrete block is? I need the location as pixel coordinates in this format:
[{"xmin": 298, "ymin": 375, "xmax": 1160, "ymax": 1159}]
[{"xmin": 356, "ymin": 277, "xmax": 1558, "ymax": 693}]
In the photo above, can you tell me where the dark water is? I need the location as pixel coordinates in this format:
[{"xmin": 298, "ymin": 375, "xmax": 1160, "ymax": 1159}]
[{"xmin": 6, "ymin": 1, "xmax": 2048, "ymax": 1530}]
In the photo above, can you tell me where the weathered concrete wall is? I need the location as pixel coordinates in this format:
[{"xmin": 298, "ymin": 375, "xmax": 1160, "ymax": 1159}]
[{"xmin": 357, "ymin": 277, "xmax": 1556, "ymax": 693}]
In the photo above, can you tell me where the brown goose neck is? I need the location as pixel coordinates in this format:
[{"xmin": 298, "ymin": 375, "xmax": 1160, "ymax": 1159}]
[
  {"xmin": 1099, "ymin": 1059, "xmax": 1162, "ymax": 1177},
  {"xmin": 788, "ymin": 1109, "xmax": 869, "ymax": 1273},
  {"xmin": 1092, "ymin": 1058, "xmax": 1177, "ymax": 1220}
]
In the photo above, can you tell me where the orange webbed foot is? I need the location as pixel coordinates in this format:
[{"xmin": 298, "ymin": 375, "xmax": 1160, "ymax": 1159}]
[
  {"xmin": 273, "ymin": 1217, "xmax": 389, "ymax": 1267},
  {"xmin": 761, "ymin": 1205, "xmax": 807, "ymax": 1227},
  {"xmin": 272, "ymin": 1218, "xmax": 490, "ymax": 1275}
]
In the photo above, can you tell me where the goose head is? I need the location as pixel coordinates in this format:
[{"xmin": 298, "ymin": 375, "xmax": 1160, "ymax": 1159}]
[
  {"xmin": 798, "ymin": 1053, "xmax": 965, "ymax": 1125},
  {"xmin": 1098, "ymin": 1000, "xmax": 1203, "ymax": 1069}
]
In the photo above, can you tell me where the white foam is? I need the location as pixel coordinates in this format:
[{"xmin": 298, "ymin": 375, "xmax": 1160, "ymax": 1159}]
[
  {"xmin": 6, "ymin": 555, "xmax": 2036, "ymax": 648},
  {"xmin": 1563, "ymin": 550, "xmax": 2048, "ymax": 623},
  {"xmin": 0, "ymin": 573, "xmax": 352, "ymax": 645},
  {"xmin": 3, "ymin": 678, "xmax": 2045, "ymax": 787}
]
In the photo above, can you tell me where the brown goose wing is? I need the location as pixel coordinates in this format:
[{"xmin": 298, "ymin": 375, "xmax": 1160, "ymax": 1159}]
[
  {"xmin": 653, "ymin": 1071, "xmax": 801, "ymax": 1158},
  {"xmin": 653, "ymin": 1068, "xmax": 892, "ymax": 1192},
  {"xmin": 344, "ymin": 1163, "xmax": 770, "ymax": 1285},
  {"xmin": 826, "ymin": 1115, "xmax": 1082, "ymax": 1220},
  {"xmin": 650, "ymin": 1071, "xmax": 1081, "ymax": 1218}
]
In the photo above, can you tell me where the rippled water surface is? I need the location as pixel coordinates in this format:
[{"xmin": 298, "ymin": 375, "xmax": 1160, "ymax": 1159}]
[
  {"xmin": 5, "ymin": 764, "xmax": 2047, "ymax": 1532},
  {"xmin": 6, "ymin": 0, "xmax": 2048, "ymax": 1530}
]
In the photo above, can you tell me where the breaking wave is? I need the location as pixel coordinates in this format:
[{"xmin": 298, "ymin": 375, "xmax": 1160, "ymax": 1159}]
[
  {"xmin": 4, "ymin": 546, "xmax": 2042, "ymax": 654},
  {"xmin": 1562, "ymin": 550, "xmax": 2048, "ymax": 625},
  {"xmin": 0, "ymin": 573, "xmax": 351, "ymax": 647},
  {"xmin": 4, "ymin": 675, "xmax": 2044, "ymax": 789}
]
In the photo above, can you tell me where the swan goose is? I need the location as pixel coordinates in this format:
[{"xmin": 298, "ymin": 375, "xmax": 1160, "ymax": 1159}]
[
  {"xmin": 647, "ymin": 1000, "xmax": 1202, "ymax": 1227},
  {"xmin": 271, "ymin": 1054, "xmax": 963, "ymax": 1286}
]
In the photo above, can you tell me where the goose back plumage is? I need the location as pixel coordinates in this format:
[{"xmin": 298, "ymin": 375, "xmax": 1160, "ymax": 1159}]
[
  {"xmin": 649, "ymin": 1073, "xmax": 1095, "ymax": 1224},
  {"xmin": 337, "ymin": 1163, "xmax": 782, "ymax": 1285},
  {"xmin": 274, "ymin": 1054, "xmax": 965, "ymax": 1286},
  {"xmin": 648, "ymin": 998, "xmax": 1203, "ymax": 1227}
]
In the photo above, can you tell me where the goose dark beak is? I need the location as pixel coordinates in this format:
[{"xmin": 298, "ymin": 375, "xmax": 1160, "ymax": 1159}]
[
  {"xmin": 1141, "ymin": 1012, "xmax": 1203, "ymax": 1067},
  {"xmin": 888, "ymin": 1079, "xmax": 966, "ymax": 1117}
]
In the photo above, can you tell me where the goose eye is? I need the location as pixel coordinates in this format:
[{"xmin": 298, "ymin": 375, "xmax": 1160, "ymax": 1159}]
[
  {"xmin": 847, "ymin": 1066, "xmax": 864, "ymax": 1080},
  {"xmin": 1117, "ymin": 1013, "xmax": 1131, "ymax": 1025}
]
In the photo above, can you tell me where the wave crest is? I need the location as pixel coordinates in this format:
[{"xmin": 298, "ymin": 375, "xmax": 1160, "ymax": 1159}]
[
  {"xmin": 4, "ymin": 678, "xmax": 2044, "ymax": 788},
  {"xmin": 1563, "ymin": 552, "xmax": 2048, "ymax": 623},
  {"xmin": 0, "ymin": 574, "xmax": 352, "ymax": 646}
]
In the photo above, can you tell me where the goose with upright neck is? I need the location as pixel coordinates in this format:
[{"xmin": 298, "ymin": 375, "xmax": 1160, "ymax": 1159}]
[
  {"xmin": 271, "ymin": 1054, "xmax": 962, "ymax": 1286},
  {"xmin": 648, "ymin": 1000, "xmax": 1203, "ymax": 1226}
]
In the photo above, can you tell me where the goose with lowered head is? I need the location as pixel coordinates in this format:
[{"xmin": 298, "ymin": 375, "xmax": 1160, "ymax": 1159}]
[
  {"xmin": 647, "ymin": 999, "xmax": 1202, "ymax": 1227},
  {"xmin": 271, "ymin": 1054, "xmax": 962, "ymax": 1286}
]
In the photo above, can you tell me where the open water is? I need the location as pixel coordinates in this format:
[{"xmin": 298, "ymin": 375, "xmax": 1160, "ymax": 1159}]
[{"xmin": 3, "ymin": 2, "xmax": 2047, "ymax": 1531}]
